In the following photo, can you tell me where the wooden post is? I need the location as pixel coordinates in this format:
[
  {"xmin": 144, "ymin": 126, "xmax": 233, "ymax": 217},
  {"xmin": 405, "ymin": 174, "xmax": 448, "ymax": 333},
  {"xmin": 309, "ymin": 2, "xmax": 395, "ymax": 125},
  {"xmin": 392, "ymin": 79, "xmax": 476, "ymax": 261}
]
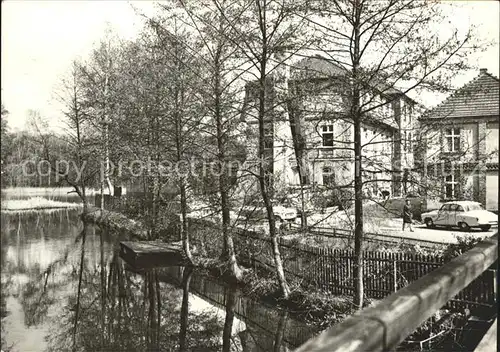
[
  {"xmin": 393, "ymin": 258, "xmax": 398, "ymax": 293},
  {"xmin": 493, "ymin": 269, "xmax": 497, "ymax": 303}
]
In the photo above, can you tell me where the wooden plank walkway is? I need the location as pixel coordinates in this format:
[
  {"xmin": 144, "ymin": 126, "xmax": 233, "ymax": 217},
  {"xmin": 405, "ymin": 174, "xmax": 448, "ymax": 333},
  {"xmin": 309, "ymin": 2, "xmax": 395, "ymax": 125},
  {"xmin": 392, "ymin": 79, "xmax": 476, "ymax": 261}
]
[
  {"xmin": 121, "ymin": 241, "xmax": 183, "ymax": 253},
  {"xmin": 119, "ymin": 240, "xmax": 186, "ymax": 268},
  {"xmin": 474, "ymin": 319, "xmax": 497, "ymax": 352}
]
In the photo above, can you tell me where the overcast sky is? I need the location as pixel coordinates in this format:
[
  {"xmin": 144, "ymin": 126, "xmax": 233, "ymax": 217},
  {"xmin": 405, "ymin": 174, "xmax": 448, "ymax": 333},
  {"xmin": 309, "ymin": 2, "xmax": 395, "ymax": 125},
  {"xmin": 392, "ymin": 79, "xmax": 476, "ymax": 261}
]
[{"xmin": 1, "ymin": 0, "xmax": 499, "ymax": 131}]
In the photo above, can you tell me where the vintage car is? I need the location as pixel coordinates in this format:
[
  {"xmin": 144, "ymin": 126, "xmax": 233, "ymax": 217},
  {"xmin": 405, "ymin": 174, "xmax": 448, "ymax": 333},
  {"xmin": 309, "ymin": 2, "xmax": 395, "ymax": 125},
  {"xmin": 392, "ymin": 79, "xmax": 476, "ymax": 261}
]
[{"xmin": 421, "ymin": 201, "xmax": 498, "ymax": 231}]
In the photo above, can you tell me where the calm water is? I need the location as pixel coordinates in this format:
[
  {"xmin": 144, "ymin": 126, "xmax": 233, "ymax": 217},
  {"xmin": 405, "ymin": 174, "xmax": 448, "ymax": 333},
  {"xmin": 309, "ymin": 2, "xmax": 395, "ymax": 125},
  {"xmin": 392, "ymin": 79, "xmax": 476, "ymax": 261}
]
[
  {"xmin": 0, "ymin": 208, "xmax": 316, "ymax": 352},
  {"xmin": 1, "ymin": 187, "xmax": 96, "ymax": 204}
]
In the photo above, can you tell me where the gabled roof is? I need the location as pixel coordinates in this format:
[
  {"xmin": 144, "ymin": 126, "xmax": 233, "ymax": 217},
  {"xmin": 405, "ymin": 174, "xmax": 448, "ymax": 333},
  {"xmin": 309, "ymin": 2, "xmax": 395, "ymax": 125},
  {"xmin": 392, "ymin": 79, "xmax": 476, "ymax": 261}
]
[
  {"xmin": 423, "ymin": 69, "xmax": 499, "ymax": 119},
  {"xmin": 241, "ymin": 55, "xmax": 414, "ymax": 130},
  {"xmin": 290, "ymin": 55, "xmax": 410, "ymax": 100},
  {"xmin": 291, "ymin": 55, "xmax": 347, "ymax": 79}
]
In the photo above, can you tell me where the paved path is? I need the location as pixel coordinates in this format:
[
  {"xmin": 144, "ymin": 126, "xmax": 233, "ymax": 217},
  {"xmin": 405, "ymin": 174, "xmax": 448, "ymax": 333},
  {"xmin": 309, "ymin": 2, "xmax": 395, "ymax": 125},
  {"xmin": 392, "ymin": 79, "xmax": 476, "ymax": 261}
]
[
  {"xmin": 378, "ymin": 221, "xmax": 496, "ymax": 244},
  {"xmin": 191, "ymin": 212, "xmax": 497, "ymax": 245}
]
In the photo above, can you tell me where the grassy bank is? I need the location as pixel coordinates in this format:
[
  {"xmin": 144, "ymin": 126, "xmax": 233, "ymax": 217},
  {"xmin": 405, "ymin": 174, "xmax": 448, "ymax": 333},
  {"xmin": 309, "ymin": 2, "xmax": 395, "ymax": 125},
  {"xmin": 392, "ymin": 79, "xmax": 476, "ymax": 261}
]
[
  {"xmin": 191, "ymin": 257, "xmax": 369, "ymax": 329},
  {"xmin": 81, "ymin": 207, "xmax": 354, "ymax": 328},
  {"xmin": 0, "ymin": 197, "xmax": 83, "ymax": 212},
  {"xmin": 82, "ymin": 207, "xmax": 462, "ymax": 345},
  {"xmin": 81, "ymin": 206, "xmax": 149, "ymax": 240}
]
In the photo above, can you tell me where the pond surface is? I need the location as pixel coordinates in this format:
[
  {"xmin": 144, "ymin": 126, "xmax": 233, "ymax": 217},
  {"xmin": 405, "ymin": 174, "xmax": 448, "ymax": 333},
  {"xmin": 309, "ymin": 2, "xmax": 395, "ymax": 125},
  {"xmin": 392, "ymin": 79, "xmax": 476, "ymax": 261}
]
[
  {"xmin": 1, "ymin": 208, "xmax": 317, "ymax": 352},
  {"xmin": 1, "ymin": 187, "xmax": 96, "ymax": 204}
]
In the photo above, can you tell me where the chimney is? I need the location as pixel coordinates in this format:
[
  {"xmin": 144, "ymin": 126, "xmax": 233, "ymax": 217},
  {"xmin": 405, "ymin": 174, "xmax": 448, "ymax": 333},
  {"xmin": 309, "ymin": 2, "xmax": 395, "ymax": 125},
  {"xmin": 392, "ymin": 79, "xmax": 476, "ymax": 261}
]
[{"xmin": 480, "ymin": 68, "xmax": 488, "ymax": 74}]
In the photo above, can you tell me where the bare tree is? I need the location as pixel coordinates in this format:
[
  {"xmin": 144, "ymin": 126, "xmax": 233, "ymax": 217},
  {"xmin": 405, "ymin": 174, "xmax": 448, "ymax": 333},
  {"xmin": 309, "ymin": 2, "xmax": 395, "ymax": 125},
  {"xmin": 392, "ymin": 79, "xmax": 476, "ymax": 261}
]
[
  {"xmin": 77, "ymin": 32, "xmax": 124, "ymax": 210},
  {"xmin": 25, "ymin": 62, "xmax": 100, "ymax": 211},
  {"xmin": 175, "ymin": 0, "xmax": 249, "ymax": 279},
  {"xmin": 146, "ymin": 12, "xmax": 207, "ymax": 263},
  {"xmin": 214, "ymin": 0, "xmax": 314, "ymax": 298},
  {"xmin": 304, "ymin": 0, "xmax": 484, "ymax": 309},
  {"xmin": 111, "ymin": 28, "xmax": 179, "ymax": 238},
  {"xmin": 56, "ymin": 61, "xmax": 100, "ymax": 212},
  {"xmin": 0, "ymin": 103, "xmax": 10, "ymax": 183}
]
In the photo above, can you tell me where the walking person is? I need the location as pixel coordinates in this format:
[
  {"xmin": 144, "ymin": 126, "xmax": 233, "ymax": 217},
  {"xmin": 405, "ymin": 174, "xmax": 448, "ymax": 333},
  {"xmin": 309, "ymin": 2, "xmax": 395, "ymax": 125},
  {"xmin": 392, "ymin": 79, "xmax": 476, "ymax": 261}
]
[{"xmin": 402, "ymin": 199, "xmax": 414, "ymax": 232}]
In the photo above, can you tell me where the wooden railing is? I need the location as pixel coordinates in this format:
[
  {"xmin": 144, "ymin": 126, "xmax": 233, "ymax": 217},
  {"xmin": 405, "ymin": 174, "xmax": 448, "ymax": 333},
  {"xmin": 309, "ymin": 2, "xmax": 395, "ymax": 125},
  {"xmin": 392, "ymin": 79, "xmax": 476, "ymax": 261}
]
[{"xmin": 293, "ymin": 232, "xmax": 498, "ymax": 352}]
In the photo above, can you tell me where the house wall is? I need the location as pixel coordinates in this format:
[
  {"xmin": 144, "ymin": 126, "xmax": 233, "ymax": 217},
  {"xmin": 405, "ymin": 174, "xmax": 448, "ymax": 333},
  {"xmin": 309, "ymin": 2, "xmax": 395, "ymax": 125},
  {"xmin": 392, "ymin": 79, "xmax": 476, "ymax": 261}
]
[
  {"xmin": 417, "ymin": 69, "xmax": 498, "ymax": 208},
  {"xmin": 242, "ymin": 74, "xmax": 418, "ymax": 198},
  {"xmin": 424, "ymin": 128, "xmax": 441, "ymax": 162},
  {"xmin": 486, "ymin": 122, "xmax": 499, "ymax": 162},
  {"xmin": 420, "ymin": 117, "xmax": 499, "ymax": 209},
  {"xmin": 273, "ymin": 120, "xmax": 296, "ymax": 187},
  {"xmin": 399, "ymin": 98, "xmax": 418, "ymax": 170},
  {"xmin": 315, "ymin": 160, "xmax": 352, "ymax": 185},
  {"xmin": 463, "ymin": 173, "xmax": 475, "ymax": 200},
  {"xmin": 461, "ymin": 123, "xmax": 477, "ymax": 161},
  {"xmin": 486, "ymin": 173, "xmax": 498, "ymax": 211},
  {"xmin": 288, "ymin": 93, "xmax": 414, "ymax": 198},
  {"xmin": 300, "ymin": 117, "xmax": 395, "ymax": 191}
]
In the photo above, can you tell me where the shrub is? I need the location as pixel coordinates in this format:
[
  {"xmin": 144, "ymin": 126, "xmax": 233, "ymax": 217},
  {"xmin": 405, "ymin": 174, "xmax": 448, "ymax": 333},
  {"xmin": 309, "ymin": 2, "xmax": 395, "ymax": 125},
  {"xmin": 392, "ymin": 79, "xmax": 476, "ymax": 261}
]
[
  {"xmin": 312, "ymin": 188, "xmax": 353, "ymax": 210},
  {"xmin": 442, "ymin": 235, "xmax": 484, "ymax": 262}
]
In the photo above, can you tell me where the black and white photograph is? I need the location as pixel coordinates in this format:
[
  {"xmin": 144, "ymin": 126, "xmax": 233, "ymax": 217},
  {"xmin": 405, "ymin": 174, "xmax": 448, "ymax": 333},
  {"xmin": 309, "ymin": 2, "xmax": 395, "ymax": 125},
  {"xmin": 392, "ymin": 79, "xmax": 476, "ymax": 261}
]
[{"xmin": 1, "ymin": 0, "xmax": 498, "ymax": 351}]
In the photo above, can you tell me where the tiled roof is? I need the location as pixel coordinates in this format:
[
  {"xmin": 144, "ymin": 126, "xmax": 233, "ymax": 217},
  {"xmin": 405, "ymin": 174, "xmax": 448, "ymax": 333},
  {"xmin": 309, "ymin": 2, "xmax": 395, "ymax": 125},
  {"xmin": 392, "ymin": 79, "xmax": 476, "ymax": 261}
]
[{"xmin": 423, "ymin": 69, "xmax": 499, "ymax": 119}]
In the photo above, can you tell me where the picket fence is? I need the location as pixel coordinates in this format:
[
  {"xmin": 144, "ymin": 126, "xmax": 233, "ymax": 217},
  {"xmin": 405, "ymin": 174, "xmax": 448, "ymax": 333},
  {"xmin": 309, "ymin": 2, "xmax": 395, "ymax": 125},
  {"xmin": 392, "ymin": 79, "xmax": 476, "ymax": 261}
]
[
  {"xmin": 230, "ymin": 228, "xmax": 497, "ymax": 311},
  {"xmin": 97, "ymin": 196, "xmax": 496, "ymax": 312}
]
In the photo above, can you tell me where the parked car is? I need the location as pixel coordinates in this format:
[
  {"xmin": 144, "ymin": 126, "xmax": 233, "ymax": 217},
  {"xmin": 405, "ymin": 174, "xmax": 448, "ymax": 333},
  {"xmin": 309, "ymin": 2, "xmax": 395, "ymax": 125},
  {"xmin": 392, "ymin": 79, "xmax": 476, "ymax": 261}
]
[
  {"xmin": 239, "ymin": 200, "xmax": 297, "ymax": 222},
  {"xmin": 421, "ymin": 201, "xmax": 498, "ymax": 231}
]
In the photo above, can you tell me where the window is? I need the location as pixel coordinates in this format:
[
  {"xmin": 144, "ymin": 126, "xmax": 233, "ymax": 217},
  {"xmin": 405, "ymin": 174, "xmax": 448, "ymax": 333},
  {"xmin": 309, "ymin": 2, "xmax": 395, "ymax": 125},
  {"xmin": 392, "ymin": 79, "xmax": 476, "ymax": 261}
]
[
  {"xmin": 408, "ymin": 132, "xmax": 412, "ymax": 152},
  {"xmin": 456, "ymin": 205, "xmax": 464, "ymax": 212},
  {"xmin": 321, "ymin": 125, "xmax": 334, "ymax": 147},
  {"xmin": 486, "ymin": 125, "xmax": 499, "ymax": 159},
  {"xmin": 445, "ymin": 128, "xmax": 460, "ymax": 152},
  {"xmin": 468, "ymin": 203, "xmax": 484, "ymax": 211},
  {"xmin": 322, "ymin": 166, "xmax": 334, "ymax": 186},
  {"xmin": 439, "ymin": 204, "xmax": 452, "ymax": 212},
  {"xmin": 444, "ymin": 172, "xmax": 459, "ymax": 199}
]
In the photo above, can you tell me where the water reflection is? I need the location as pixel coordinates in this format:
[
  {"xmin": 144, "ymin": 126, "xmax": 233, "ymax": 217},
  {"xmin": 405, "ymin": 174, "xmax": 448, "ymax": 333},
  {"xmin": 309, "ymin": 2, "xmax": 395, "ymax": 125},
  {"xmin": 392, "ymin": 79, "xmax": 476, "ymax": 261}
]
[
  {"xmin": 1, "ymin": 210, "xmax": 316, "ymax": 352},
  {"xmin": 1, "ymin": 187, "xmax": 96, "ymax": 204}
]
